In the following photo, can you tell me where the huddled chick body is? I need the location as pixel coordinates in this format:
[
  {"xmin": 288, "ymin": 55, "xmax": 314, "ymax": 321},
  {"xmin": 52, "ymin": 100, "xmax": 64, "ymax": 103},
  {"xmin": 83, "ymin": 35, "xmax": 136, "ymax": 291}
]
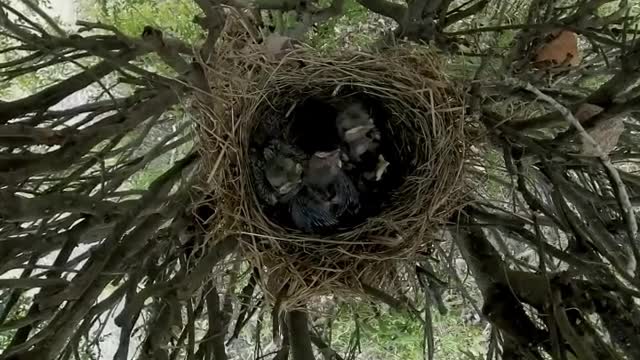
[
  {"xmin": 290, "ymin": 150, "xmax": 360, "ymax": 233},
  {"xmin": 252, "ymin": 100, "xmax": 389, "ymax": 233}
]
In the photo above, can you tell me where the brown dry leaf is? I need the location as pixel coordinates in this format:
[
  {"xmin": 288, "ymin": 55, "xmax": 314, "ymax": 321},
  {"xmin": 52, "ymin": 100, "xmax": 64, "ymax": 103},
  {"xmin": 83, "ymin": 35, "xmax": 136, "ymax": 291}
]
[
  {"xmin": 581, "ymin": 116, "xmax": 625, "ymax": 157},
  {"xmin": 534, "ymin": 30, "xmax": 581, "ymax": 68},
  {"xmin": 263, "ymin": 34, "xmax": 297, "ymax": 59},
  {"xmin": 573, "ymin": 103, "xmax": 623, "ymax": 156},
  {"xmin": 575, "ymin": 103, "xmax": 603, "ymax": 123}
]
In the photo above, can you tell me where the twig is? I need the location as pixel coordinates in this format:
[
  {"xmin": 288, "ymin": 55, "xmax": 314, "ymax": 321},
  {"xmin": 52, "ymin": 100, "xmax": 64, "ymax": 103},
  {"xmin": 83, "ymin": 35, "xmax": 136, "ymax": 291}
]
[
  {"xmin": 0, "ymin": 276, "xmax": 69, "ymax": 289},
  {"xmin": 356, "ymin": 0, "xmax": 406, "ymax": 24},
  {"xmin": 195, "ymin": 284, "xmax": 228, "ymax": 360},
  {"xmin": 287, "ymin": 309, "xmax": 315, "ymax": 360},
  {"xmin": 515, "ymin": 80, "xmax": 639, "ymax": 276},
  {"xmin": 193, "ymin": 0, "xmax": 227, "ymax": 61},
  {"xmin": 0, "ymin": 50, "xmax": 140, "ymax": 124},
  {"xmin": 19, "ymin": 0, "xmax": 67, "ymax": 37}
]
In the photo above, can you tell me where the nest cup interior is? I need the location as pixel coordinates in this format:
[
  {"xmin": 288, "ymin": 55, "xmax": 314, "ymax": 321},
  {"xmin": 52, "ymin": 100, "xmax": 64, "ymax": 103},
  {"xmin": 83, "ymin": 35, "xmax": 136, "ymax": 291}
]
[{"xmin": 250, "ymin": 88, "xmax": 413, "ymax": 233}]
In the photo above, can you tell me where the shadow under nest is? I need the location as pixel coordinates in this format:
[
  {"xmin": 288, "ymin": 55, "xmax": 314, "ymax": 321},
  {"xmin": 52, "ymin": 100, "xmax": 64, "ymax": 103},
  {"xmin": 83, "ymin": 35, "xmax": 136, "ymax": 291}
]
[{"xmin": 195, "ymin": 45, "xmax": 468, "ymax": 306}]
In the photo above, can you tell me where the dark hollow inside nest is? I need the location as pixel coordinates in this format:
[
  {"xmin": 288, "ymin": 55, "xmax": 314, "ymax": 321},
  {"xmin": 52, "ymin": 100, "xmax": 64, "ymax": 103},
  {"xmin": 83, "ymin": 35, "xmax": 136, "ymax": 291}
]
[{"xmin": 250, "ymin": 90, "xmax": 415, "ymax": 234}]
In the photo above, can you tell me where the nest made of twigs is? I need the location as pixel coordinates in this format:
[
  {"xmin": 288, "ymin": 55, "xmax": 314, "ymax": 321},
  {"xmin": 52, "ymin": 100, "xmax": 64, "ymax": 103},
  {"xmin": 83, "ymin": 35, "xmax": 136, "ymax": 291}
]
[{"xmin": 194, "ymin": 36, "xmax": 469, "ymax": 307}]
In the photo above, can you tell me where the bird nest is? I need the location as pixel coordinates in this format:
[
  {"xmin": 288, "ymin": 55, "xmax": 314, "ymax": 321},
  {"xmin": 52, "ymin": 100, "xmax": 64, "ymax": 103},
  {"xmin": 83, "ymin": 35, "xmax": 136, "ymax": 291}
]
[{"xmin": 194, "ymin": 41, "xmax": 468, "ymax": 307}]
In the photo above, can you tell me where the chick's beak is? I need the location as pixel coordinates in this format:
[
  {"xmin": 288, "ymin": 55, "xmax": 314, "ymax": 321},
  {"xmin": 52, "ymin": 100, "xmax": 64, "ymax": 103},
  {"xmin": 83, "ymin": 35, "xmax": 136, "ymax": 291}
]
[
  {"xmin": 315, "ymin": 149, "xmax": 340, "ymax": 158},
  {"xmin": 344, "ymin": 125, "xmax": 375, "ymax": 142},
  {"xmin": 278, "ymin": 182, "xmax": 299, "ymax": 194}
]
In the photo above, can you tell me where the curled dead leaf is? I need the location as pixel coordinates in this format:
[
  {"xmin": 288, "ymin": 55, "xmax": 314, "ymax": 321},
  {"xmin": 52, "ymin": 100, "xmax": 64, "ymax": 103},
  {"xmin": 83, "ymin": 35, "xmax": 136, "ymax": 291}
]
[
  {"xmin": 581, "ymin": 117, "xmax": 624, "ymax": 156},
  {"xmin": 533, "ymin": 30, "xmax": 581, "ymax": 69},
  {"xmin": 577, "ymin": 104, "xmax": 624, "ymax": 157},
  {"xmin": 575, "ymin": 103, "xmax": 603, "ymax": 123},
  {"xmin": 263, "ymin": 34, "xmax": 299, "ymax": 60}
]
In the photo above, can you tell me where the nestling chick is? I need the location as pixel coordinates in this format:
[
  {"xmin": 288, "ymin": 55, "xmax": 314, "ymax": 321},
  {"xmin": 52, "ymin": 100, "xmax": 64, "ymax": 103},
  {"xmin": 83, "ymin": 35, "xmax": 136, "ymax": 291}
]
[
  {"xmin": 336, "ymin": 102, "xmax": 373, "ymax": 135},
  {"xmin": 363, "ymin": 154, "xmax": 390, "ymax": 182},
  {"xmin": 336, "ymin": 103, "xmax": 381, "ymax": 163},
  {"xmin": 290, "ymin": 149, "xmax": 360, "ymax": 233},
  {"xmin": 343, "ymin": 125, "xmax": 381, "ymax": 162},
  {"xmin": 252, "ymin": 141, "xmax": 305, "ymax": 206}
]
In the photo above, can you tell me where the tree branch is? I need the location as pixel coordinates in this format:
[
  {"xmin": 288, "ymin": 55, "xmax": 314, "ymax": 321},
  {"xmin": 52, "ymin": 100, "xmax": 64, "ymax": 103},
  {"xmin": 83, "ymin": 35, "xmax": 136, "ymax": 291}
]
[
  {"xmin": 0, "ymin": 89, "xmax": 180, "ymax": 185},
  {"xmin": 195, "ymin": 284, "xmax": 228, "ymax": 360},
  {"xmin": 356, "ymin": 0, "xmax": 405, "ymax": 24},
  {"xmin": 287, "ymin": 309, "xmax": 316, "ymax": 360},
  {"xmin": 193, "ymin": 0, "xmax": 227, "ymax": 61},
  {"xmin": 515, "ymin": 80, "xmax": 638, "ymax": 273},
  {"xmin": 0, "ymin": 53, "xmax": 143, "ymax": 124},
  {"xmin": 454, "ymin": 210, "xmax": 549, "ymax": 353}
]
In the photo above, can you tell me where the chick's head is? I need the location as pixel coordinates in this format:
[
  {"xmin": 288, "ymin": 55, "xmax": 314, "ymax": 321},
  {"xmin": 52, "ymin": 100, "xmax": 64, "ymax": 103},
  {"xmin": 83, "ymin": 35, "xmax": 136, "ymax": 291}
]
[{"xmin": 265, "ymin": 155, "xmax": 303, "ymax": 195}]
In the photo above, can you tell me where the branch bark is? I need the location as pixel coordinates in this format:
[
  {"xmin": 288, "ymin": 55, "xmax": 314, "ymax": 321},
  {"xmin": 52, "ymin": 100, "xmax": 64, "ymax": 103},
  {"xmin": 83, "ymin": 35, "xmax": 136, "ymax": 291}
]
[
  {"xmin": 356, "ymin": 0, "xmax": 405, "ymax": 24},
  {"xmin": 0, "ymin": 49, "xmax": 144, "ymax": 124},
  {"xmin": 0, "ymin": 89, "xmax": 180, "ymax": 185},
  {"xmin": 454, "ymin": 210, "xmax": 548, "ymax": 354},
  {"xmin": 287, "ymin": 309, "xmax": 316, "ymax": 360},
  {"xmin": 193, "ymin": 0, "xmax": 227, "ymax": 61},
  {"xmin": 195, "ymin": 285, "xmax": 228, "ymax": 360}
]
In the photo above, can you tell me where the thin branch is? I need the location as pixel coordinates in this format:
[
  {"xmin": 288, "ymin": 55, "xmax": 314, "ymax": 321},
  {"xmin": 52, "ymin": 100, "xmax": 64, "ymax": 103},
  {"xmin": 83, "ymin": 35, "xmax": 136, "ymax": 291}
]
[
  {"xmin": 193, "ymin": 0, "xmax": 227, "ymax": 61},
  {"xmin": 356, "ymin": 0, "xmax": 405, "ymax": 24},
  {"xmin": 310, "ymin": 331, "xmax": 345, "ymax": 360},
  {"xmin": 19, "ymin": 0, "xmax": 66, "ymax": 37},
  {"xmin": 443, "ymin": 0, "xmax": 489, "ymax": 27},
  {"xmin": 0, "ymin": 278, "xmax": 69, "ymax": 289},
  {"xmin": 515, "ymin": 80, "xmax": 639, "ymax": 277},
  {"xmin": 287, "ymin": 309, "xmax": 316, "ymax": 360},
  {"xmin": 195, "ymin": 284, "xmax": 228, "ymax": 360},
  {"xmin": 0, "ymin": 49, "xmax": 143, "ymax": 124}
]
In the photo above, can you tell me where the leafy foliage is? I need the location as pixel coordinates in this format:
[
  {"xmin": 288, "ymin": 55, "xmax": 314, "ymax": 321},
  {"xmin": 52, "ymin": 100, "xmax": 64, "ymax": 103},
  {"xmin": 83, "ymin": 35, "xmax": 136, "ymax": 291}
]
[
  {"xmin": 330, "ymin": 302, "xmax": 485, "ymax": 360},
  {"xmin": 84, "ymin": 0, "xmax": 204, "ymax": 43}
]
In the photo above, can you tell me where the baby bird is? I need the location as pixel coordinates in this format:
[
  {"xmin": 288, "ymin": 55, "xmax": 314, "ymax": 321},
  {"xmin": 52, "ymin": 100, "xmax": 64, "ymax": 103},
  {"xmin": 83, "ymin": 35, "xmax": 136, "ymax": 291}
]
[
  {"xmin": 336, "ymin": 102, "xmax": 381, "ymax": 163},
  {"xmin": 343, "ymin": 124, "xmax": 380, "ymax": 163},
  {"xmin": 252, "ymin": 140, "xmax": 305, "ymax": 206},
  {"xmin": 336, "ymin": 102, "xmax": 372, "ymax": 134},
  {"xmin": 290, "ymin": 149, "xmax": 360, "ymax": 233}
]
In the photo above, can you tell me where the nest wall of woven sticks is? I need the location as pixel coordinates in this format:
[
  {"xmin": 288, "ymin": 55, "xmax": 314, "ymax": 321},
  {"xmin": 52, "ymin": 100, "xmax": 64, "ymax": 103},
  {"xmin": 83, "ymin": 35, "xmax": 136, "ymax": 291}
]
[{"xmin": 195, "ymin": 39, "xmax": 469, "ymax": 308}]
